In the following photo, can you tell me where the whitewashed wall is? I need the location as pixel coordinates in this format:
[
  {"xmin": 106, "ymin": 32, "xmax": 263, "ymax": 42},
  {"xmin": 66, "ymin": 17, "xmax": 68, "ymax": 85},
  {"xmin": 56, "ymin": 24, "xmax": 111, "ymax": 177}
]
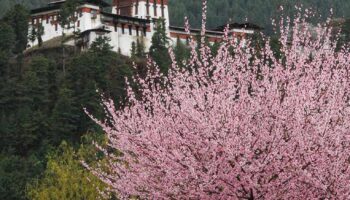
[
  {"xmin": 112, "ymin": 25, "xmax": 153, "ymax": 56},
  {"xmin": 28, "ymin": 4, "xmax": 102, "ymax": 48}
]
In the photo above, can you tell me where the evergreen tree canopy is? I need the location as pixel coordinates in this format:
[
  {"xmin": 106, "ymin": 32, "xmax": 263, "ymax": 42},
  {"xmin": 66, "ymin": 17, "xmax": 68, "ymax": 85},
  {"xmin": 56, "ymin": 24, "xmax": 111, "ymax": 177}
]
[
  {"xmin": 149, "ymin": 18, "xmax": 171, "ymax": 73},
  {"xmin": 2, "ymin": 4, "xmax": 29, "ymax": 54}
]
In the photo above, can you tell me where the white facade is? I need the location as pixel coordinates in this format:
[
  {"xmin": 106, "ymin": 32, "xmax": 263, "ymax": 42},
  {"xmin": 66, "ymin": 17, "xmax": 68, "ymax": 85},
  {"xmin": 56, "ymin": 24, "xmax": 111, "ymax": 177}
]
[
  {"xmin": 28, "ymin": 0, "xmax": 260, "ymax": 56},
  {"xmin": 28, "ymin": 1, "xmax": 166, "ymax": 56},
  {"xmin": 29, "ymin": 4, "xmax": 104, "ymax": 47}
]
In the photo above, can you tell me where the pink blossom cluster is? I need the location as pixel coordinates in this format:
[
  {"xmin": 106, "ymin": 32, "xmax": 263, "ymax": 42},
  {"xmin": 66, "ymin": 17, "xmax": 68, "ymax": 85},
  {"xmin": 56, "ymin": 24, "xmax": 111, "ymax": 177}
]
[{"xmin": 85, "ymin": 2, "xmax": 350, "ymax": 199}]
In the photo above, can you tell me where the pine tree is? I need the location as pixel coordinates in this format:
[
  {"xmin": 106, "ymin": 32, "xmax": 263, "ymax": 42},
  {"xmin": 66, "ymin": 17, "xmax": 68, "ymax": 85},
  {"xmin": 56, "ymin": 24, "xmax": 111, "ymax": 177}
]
[
  {"xmin": 136, "ymin": 39, "xmax": 146, "ymax": 58},
  {"xmin": 66, "ymin": 37, "xmax": 115, "ymax": 134},
  {"xmin": 2, "ymin": 4, "xmax": 29, "ymax": 54},
  {"xmin": 174, "ymin": 37, "xmax": 189, "ymax": 67},
  {"xmin": 0, "ymin": 154, "xmax": 43, "ymax": 200},
  {"xmin": 89, "ymin": 36, "xmax": 113, "ymax": 53},
  {"xmin": 58, "ymin": 0, "xmax": 79, "ymax": 31},
  {"xmin": 58, "ymin": 0, "xmax": 79, "ymax": 76},
  {"xmin": 23, "ymin": 57, "xmax": 51, "ymax": 110},
  {"xmin": 37, "ymin": 24, "xmax": 45, "ymax": 47},
  {"xmin": 131, "ymin": 41, "xmax": 137, "ymax": 59},
  {"xmin": 0, "ymin": 22, "xmax": 14, "ymax": 79},
  {"xmin": 149, "ymin": 18, "xmax": 171, "ymax": 73},
  {"xmin": 50, "ymin": 87, "xmax": 79, "ymax": 145},
  {"xmin": 0, "ymin": 22, "xmax": 15, "ymax": 54},
  {"xmin": 10, "ymin": 56, "xmax": 53, "ymax": 154}
]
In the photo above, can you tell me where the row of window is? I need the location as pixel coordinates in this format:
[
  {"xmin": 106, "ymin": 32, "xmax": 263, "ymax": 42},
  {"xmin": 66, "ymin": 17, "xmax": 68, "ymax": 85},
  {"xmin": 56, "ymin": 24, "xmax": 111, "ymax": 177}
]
[
  {"xmin": 32, "ymin": 18, "xmax": 146, "ymax": 37},
  {"xmin": 32, "ymin": 15, "xmax": 57, "ymax": 25},
  {"xmin": 116, "ymin": 24, "xmax": 148, "ymax": 37},
  {"xmin": 32, "ymin": 20, "xmax": 81, "ymax": 32},
  {"xmin": 31, "ymin": 10, "xmax": 84, "ymax": 25},
  {"xmin": 142, "ymin": 0, "xmax": 166, "ymax": 17}
]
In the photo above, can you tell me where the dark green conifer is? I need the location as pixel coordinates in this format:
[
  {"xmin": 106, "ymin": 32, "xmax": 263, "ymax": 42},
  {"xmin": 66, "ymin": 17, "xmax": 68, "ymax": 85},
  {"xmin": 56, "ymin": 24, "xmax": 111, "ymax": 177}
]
[{"xmin": 149, "ymin": 18, "xmax": 171, "ymax": 73}]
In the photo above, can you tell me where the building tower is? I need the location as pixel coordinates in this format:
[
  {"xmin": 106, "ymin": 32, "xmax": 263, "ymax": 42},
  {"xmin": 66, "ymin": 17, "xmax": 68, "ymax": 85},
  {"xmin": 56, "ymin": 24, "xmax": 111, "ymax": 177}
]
[{"xmin": 112, "ymin": 0, "xmax": 170, "ymax": 25}]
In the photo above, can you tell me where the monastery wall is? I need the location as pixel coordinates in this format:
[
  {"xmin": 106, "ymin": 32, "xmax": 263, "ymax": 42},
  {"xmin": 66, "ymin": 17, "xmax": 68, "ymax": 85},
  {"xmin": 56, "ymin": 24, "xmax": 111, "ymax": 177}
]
[
  {"xmin": 28, "ymin": 4, "xmax": 103, "ymax": 48},
  {"xmin": 28, "ymin": 0, "xmax": 259, "ymax": 56}
]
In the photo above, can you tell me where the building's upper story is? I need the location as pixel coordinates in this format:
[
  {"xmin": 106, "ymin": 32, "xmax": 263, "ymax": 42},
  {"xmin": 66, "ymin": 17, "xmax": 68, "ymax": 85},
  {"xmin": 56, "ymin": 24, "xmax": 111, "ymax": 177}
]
[{"xmin": 28, "ymin": 0, "xmax": 262, "ymax": 55}]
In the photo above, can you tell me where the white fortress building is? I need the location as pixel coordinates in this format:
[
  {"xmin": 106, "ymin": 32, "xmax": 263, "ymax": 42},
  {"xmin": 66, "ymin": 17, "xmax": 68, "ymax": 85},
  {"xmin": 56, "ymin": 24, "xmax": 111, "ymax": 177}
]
[{"xmin": 28, "ymin": 0, "xmax": 262, "ymax": 56}]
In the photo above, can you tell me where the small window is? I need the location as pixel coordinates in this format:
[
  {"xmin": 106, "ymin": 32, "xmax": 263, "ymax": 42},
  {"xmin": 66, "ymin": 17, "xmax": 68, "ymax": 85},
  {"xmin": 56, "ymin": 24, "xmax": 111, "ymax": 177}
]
[
  {"xmin": 146, "ymin": 0, "xmax": 150, "ymax": 16},
  {"xmin": 91, "ymin": 10, "xmax": 97, "ymax": 19},
  {"xmin": 128, "ymin": 25, "xmax": 132, "ymax": 35},
  {"xmin": 136, "ymin": 26, "xmax": 139, "ymax": 36},
  {"xmin": 161, "ymin": 0, "xmax": 165, "ymax": 17},
  {"xmin": 135, "ymin": 0, "xmax": 139, "ymax": 15},
  {"xmin": 122, "ymin": 24, "xmax": 125, "ymax": 34},
  {"xmin": 153, "ymin": 2, "xmax": 157, "ymax": 16},
  {"xmin": 143, "ymin": 27, "xmax": 147, "ymax": 36}
]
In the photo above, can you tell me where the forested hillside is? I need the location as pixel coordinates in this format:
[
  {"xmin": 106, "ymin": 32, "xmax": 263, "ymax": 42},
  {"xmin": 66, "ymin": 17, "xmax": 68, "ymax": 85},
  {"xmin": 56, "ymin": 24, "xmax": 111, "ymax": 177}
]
[
  {"xmin": 0, "ymin": 0, "xmax": 48, "ymax": 15},
  {"xmin": 168, "ymin": 0, "xmax": 350, "ymax": 32},
  {"xmin": 1, "ymin": 0, "xmax": 350, "ymax": 199},
  {"xmin": 2, "ymin": 0, "xmax": 350, "ymax": 31},
  {"xmin": 0, "ymin": 2, "xmax": 177, "ymax": 199}
]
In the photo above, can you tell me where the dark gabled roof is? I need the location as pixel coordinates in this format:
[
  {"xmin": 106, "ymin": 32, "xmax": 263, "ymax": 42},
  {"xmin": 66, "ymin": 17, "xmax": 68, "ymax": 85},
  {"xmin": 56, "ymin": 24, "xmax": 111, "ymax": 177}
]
[
  {"xmin": 101, "ymin": 12, "xmax": 151, "ymax": 26},
  {"xmin": 212, "ymin": 23, "xmax": 263, "ymax": 32},
  {"xmin": 169, "ymin": 26, "xmax": 224, "ymax": 36},
  {"xmin": 47, "ymin": 0, "xmax": 66, "ymax": 6},
  {"xmin": 80, "ymin": 27, "xmax": 112, "ymax": 36},
  {"xmin": 49, "ymin": 0, "xmax": 110, "ymax": 7},
  {"xmin": 31, "ymin": 0, "xmax": 110, "ymax": 14}
]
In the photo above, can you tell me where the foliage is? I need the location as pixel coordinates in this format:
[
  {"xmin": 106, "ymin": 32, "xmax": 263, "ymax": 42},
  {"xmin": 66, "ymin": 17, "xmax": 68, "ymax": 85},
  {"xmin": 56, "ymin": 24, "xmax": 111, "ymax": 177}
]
[
  {"xmin": 90, "ymin": 36, "xmax": 113, "ymax": 53},
  {"xmin": 149, "ymin": 18, "xmax": 171, "ymax": 73},
  {"xmin": 136, "ymin": 39, "xmax": 145, "ymax": 58},
  {"xmin": 67, "ymin": 36, "xmax": 133, "ymax": 137},
  {"xmin": 0, "ymin": 22, "xmax": 15, "ymax": 54},
  {"xmin": 58, "ymin": 0, "xmax": 79, "ymax": 31},
  {"xmin": 0, "ymin": 154, "xmax": 44, "ymax": 200},
  {"xmin": 0, "ymin": 56, "xmax": 53, "ymax": 155},
  {"xmin": 49, "ymin": 87, "xmax": 79, "ymax": 145},
  {"xmin": 1, "ymin": 1, "xmax": 350, "ymax": 199},
  {"xmin": 336, "ymin": 19, "xmax": 350, "ymax": 49},
  {"xmin": 130, "ymin": 41, "xmax": 136, "ymax": 59},
  {"xmin": 0, "ymin": 5, "xmax": 135, "ymax": 198},
  {"xmin": 37, "ymin": 24, "xmax": 45, "ymax": 47},
  {"xmin": 2, "ymin": 4, "xmax": 29, "ymax": 54},
  {"xmin": 27, "ymin": 141, "xmax": 107, "ymax": 200},
  {"xmin": 174, "ymin": 37, "xmax": 190, "ymax": 67},
  {"xmin": 86, "ymin": 5, "xmax": 350, "ymax": 200},
  {"xmin": 168, "ymin": 0, "xmax": 350, "ymax": 33}
]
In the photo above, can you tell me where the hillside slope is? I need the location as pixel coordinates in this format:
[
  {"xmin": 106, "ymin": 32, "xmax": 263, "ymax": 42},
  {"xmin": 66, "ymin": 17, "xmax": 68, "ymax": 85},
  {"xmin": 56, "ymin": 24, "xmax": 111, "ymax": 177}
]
[
  {"xmin": 0, "ymin": 0, "xmax": 48, "ymax": 15},
  {"xmin": 2, "ymin": 0, "xmax": 350, "ymax": 31},
  {"xmin": 169, "ymin": 0, "xmax": 350, "ymax": 31}
]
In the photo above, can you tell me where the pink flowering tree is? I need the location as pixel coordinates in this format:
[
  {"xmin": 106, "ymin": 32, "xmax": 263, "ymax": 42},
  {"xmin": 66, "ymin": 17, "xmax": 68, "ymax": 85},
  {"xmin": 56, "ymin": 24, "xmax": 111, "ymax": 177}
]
[{"xmin": 84, "ymin": 2, "xmax": 350, "ymax": 199}]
